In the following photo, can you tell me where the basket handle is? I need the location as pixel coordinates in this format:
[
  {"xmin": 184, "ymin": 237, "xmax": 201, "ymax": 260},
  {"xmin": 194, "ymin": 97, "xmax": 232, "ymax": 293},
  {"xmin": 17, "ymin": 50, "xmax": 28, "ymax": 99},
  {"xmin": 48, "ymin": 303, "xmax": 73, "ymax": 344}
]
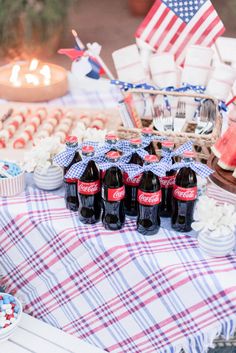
[{"xmin": 128, "ymin": 88, "xmax": 218, "ymax": 104}]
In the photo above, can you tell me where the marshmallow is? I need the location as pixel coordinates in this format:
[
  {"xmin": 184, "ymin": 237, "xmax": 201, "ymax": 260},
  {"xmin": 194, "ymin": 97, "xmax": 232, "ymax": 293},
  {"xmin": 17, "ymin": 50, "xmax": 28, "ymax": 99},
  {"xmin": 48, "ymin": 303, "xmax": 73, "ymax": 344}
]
[{"xmin": 112, "ymin": 44, "xmax": 147, "ymax": 83}]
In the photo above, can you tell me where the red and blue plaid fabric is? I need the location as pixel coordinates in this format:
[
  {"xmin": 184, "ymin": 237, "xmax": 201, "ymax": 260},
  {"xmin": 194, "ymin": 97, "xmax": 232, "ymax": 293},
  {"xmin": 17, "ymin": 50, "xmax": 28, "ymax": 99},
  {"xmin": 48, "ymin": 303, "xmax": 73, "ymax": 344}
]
[{"xmin": 0, "ymin": 187, "xmax": 236, "ymax": 353}]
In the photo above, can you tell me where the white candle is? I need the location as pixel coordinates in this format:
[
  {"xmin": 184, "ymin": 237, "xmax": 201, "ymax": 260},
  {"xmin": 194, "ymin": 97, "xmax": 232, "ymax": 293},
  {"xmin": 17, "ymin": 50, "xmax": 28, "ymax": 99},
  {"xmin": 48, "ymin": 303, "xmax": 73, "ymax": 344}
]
[
  {"xmin": 29, "ymin": 58, "xmax": 39, "ymax": 71},
  {"xmin": 40, "ymin": 65, "xmax": 51, "ymax": 85},
  {"xmin": 9, "ymin": 65, "xmax": 21, "ymax": 87}
]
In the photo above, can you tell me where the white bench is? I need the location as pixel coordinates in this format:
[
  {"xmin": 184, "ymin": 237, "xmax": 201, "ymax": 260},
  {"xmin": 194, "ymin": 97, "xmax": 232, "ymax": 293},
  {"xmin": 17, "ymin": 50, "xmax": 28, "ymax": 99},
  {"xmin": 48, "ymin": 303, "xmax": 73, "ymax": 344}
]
[{"xmin": 1, "ymin": 313, "xmax": 105, "ymax": 353}]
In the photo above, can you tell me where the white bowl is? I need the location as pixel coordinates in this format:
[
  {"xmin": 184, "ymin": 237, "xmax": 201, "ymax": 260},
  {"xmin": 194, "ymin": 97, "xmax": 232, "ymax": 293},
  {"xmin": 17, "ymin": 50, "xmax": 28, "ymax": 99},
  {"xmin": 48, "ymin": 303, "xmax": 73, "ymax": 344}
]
[{"xmin": 0, "ymin": 293, "xmax": 22, "ymax": 342}]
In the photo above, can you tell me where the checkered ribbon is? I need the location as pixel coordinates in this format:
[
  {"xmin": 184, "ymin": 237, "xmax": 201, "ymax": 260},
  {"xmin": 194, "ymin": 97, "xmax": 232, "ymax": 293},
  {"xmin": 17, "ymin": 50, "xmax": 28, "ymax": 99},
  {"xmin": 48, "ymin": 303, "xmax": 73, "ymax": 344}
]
[
  {"xmin": 65, "ymin": 156, "xmax": 98, "ymax": 179},
  {"xmin": 54, "ymin": 141, "xmax": 99, "ymax": 168},
  {"xmin": 162, "ymin": 141, "xmax": 193, "ymax": 169},
  {"xmin": 129, "ymin": 161, "xmax": 168, "ymax": 179},
  {"xmin": 122, "ymin": 146, "xmax": 149, "ymax": 162},
  {"xmin": 53, "ymin": 146, "xmax": 79, "ymax": 167},
  {"xmin": 142, "ymin": 134, "xmax": 166, "ymax": 148},
  {"xmin": 172, "ymin": 161, "xmax": 214, "ymax": 178},
  {"xmin": 98, "ymin": 161, "xmax": 140, "ymax": 177},
  {"xmin": 95, "ymin": 140, "xmax": 130, "ymax": 157}
]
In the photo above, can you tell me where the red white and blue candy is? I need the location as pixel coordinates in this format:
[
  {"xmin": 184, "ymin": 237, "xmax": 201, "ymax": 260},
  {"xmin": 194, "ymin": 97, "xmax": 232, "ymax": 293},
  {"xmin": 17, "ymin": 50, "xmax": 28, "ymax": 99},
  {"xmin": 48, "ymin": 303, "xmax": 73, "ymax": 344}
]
[{"xmin": 0, "ymin": 294, "xmax": 20, "ymax": 329}]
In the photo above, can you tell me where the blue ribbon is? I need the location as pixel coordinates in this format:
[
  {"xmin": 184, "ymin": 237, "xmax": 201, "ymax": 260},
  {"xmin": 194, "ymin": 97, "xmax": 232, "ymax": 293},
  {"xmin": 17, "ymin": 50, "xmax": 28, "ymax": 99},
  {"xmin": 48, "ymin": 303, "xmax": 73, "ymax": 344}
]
[
  {"xmin": 54, "ymin": 145, "xmax": 79, "ymax": 167},
  {"xmin": 162, "ymin": 141, "xmax": 193, "ymax": 169},
  {"xmin": 171, "ymin": 161, "xmax": 213, "ymax": 178},
  {"xmin": 65, "ymin": 155, "xmax": 98, "ymax": 179},
  {"xmin": 54, "ymin": 141, "xmax": 99, "ymax": 168},
  {"xmin": 218, "ymin": 101, "xmax": 228, "ymax": 113},
  {"xmin": 98, "ymin": 161, "xmax": 140, "ymax": 177},
  {"xmin": 129, "ymin": 161, "xmax": 168, "ymax": 179},
  {"xmin": 122, "ymin": 146, "xmax": 149, "ymax": 162}
]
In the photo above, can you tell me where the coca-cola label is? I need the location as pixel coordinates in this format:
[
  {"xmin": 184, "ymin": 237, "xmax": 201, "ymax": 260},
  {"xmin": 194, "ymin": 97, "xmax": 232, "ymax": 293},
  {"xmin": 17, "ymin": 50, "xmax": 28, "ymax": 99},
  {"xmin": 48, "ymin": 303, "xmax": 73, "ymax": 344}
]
[
  {"xmin": 123, "ymin": 172, "xmax": 142, "ymax": 186},
  {"xmin": 137, "ymin": 190, "xmax": 162, "ymax": 206},
  {"xmin": 78, "ymin": 180, "xmax": 100, "ymax": 195},
  {"xmin": 173, "ymin": 185, "xmax": 197, "ymax": 201},
  {"xmin": 65, "ymin": 178, "xmax": 77, "ymax": 184},
  {"xmin": 159, "ymin": 175, "xmax": 176, "ymax": 189},
  {"xmin": 107, "ymin": 186, "xmax": 125, "ymax": 201}
]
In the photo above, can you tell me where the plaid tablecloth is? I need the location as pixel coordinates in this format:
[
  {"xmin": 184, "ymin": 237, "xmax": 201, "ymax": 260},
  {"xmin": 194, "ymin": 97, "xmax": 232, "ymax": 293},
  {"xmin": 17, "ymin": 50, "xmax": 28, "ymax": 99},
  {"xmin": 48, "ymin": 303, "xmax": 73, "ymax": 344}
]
[{"xmin": 0, "ymin": 186, "xmax": 236, "ymax": 353}]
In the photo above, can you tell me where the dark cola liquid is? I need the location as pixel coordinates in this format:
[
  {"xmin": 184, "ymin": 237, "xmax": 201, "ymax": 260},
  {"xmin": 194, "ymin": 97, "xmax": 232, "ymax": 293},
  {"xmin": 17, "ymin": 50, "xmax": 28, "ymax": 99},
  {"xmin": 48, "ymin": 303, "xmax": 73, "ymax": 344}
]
[
  {"xmin": 159, "ymin": 157, "xmax": 176, "ymax": 217},
  {"xmin": 137, "ymin": 171, "xmax": 161, "ymax": 236},
  {"xmin": 144, "ymin": 141, "xmax": 156, "ymax": 155},
  {"xmin": 171, "ymin": 166, "xmax": 197, "ymax": 232},
  {"xmin": 78, "ymin": 160, "xmax": 101, "ymax": 224},
  {"xmin": 124, "ymin": 152, "xmax": 143, "ymax": 217},
  {"xmin": 64, "ymin": 151, "xmax": 81, "ymax": 211},
  {"xmin": 102, "ymin": 166, "xmax": 125, "ymax": 231},
  {"xmin": 64, "ymin": 181, "xmax": 79, "ymax": 211}
]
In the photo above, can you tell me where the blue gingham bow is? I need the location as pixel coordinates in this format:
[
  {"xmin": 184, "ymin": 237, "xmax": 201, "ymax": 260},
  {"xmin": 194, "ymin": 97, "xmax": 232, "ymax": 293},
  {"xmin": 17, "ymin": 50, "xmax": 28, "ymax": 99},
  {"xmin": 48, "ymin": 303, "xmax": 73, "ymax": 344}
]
[
  {"xmin": 162, "ymin": 141, "xmax": 193, "ymax": 169},
  {"xmin": 171, "ymin": 161, "xmax": 213, "ymax": 178},
  {"xmin": 142, "ymin": 134, "xmax": 166, "ymax": 148},
  {"xmin": 95, "ymin": 140, "xmax": 130, "ymax": 157},
  {"xmin": 65, "ymin": 156, "xmax": 98, "ymax": 179},
  {"xmin": 54, "ymin": 146, "xmax": 79, "ymax": 167},
  {"xmin": 98, "ymin": 161, "xmax": 141, "ymax": 177},
  {"xmin": 128, "ymin": 161, "xmax": 168, "ymax": 179},
  {"xmin": 122, "ymin": 146, "xmax": 149, "ymax": 162}
]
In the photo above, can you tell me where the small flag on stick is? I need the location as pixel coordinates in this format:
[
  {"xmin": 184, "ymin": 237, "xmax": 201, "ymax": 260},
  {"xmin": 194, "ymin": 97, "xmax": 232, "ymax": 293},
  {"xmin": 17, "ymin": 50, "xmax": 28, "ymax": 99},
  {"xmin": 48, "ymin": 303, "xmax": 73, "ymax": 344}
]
[{"xmin": 135, "ymin": 0, "xmax": 225, "ymax": 65}]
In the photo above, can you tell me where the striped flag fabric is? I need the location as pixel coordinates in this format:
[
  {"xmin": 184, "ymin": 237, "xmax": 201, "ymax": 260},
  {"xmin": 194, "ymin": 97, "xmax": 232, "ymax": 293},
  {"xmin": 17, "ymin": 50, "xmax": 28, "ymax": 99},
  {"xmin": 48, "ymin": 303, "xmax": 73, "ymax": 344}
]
[{"xmin": 135, "ymin": 0, "xmax": 225, "ymax": 65}]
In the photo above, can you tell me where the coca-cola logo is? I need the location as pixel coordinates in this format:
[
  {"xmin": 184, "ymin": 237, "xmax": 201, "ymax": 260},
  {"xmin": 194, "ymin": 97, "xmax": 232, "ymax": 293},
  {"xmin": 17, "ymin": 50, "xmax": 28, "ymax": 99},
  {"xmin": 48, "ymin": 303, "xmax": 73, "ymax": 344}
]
[
  {"xmin": 107, "ymin": 186, "xmax": 125, "ymax": 201},
  {"xmin": 124, "ymin": 172, "xmax": 142, "ymax": 186},
  {"xmin": 160, "ymin": 175, "xmax": 176, "ymax": 188},
  {"xmin": 137, "ymin": 190, "xmax": 161, "ymax": 206},
  {"xmin": 78, "ymin": 180, "xmax": 100, "ymax": 195},
  {"xmin": 173, "ymin": 186, "xmax": 197, "ymax": 201}
]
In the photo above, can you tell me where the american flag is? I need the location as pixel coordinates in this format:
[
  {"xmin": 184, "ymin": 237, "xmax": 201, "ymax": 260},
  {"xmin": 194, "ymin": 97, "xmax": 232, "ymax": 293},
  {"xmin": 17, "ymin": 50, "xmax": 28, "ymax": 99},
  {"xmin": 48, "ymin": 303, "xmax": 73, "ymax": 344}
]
[{"xmin": 135, "ymin": 0, "xmax": 225, "ymax": 65}]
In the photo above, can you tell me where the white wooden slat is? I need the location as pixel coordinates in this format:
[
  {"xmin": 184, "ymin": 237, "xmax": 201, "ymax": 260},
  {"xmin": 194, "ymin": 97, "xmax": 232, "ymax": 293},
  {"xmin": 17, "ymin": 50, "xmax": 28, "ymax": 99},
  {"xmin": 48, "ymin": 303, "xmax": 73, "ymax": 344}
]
[
  {"xmin": 1, "ymin": 340, "xmax": 31, "ymax": 353},
  {"xmin": 19, "ymin": 314, "xmax": 105, "ymax": 353},
  {"xmin": 10, "ymin": 327, "xmax": 71, "ymax": 353}
]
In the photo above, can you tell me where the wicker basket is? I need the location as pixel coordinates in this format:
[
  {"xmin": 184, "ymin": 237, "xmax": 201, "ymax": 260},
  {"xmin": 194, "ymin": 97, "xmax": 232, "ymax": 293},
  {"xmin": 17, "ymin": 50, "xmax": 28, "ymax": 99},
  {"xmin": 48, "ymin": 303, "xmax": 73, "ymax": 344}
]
[{"xmin": 117, "ymin": 88, "xmax": 222, "ymax": 164}]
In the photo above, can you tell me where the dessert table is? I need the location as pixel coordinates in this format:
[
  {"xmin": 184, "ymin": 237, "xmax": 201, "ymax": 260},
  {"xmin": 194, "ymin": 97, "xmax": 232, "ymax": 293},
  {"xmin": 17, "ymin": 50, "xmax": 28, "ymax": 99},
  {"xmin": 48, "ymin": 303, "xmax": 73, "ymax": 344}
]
[
  {"xmin": 0, "ymin": 84, "xmax": 236, "ymax": 353},
  {"xmin": 0, "ymin": 179, "xmax": 236, "ymax": 353}
]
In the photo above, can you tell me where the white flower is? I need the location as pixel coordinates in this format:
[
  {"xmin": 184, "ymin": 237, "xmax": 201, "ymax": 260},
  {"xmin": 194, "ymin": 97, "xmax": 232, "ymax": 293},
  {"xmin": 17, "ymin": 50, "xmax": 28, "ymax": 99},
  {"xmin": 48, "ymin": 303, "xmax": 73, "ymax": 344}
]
[
  {"xmin": 23, "ymin": 137, "xmax": 64, "ymax": 173},
  {"xmin": 193, "ymin": 195, "xmax": 236, "ymax": 238}
]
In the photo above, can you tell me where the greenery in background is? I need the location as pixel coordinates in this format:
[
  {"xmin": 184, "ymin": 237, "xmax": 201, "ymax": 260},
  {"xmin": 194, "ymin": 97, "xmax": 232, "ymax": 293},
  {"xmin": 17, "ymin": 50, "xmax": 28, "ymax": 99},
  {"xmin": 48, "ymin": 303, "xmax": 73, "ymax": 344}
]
[{"xmin": 0, "ymin": 0, "xmax": 73, "ymax": 57}]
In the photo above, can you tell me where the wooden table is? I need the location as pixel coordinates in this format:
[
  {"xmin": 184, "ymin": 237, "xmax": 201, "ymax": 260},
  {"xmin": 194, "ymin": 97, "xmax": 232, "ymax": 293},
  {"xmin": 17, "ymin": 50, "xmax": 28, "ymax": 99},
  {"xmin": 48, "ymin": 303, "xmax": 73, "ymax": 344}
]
[{"xmin": 1, "ymin": 313, "xmax": 104, "ymax": 353}]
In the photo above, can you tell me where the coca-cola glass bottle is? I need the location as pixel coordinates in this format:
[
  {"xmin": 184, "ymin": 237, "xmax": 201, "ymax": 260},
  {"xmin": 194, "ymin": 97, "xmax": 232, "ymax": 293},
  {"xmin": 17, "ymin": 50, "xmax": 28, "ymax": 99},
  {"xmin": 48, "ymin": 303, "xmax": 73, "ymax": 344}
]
[
  {"xmin": 159, "ymin": 141, "xmax": 176, "ymax": 217},
  {"xmin": 102, "ymin": 151, "xmax": 125, "ymax": 230},
  {"xmin": 64, "ymin": 136, "xmax": 81, "ymax": 211},
  {"xmin": 171, "ymin": 151, "xmax": 197, "ymax": 232},
  {"xmin": 141, "ymin": 128, "xmax": 156, "ymax": 155},
  {"xmin": 78, "ymin": 146, "xmax": 101, "ymax": 224},
  {"xmin": 124, "ymin": 138, "xmax": 143, "ymax": 217},
  {"xmin": 137, "ymin": 155, "xmax": 162, "ymax": 235}
]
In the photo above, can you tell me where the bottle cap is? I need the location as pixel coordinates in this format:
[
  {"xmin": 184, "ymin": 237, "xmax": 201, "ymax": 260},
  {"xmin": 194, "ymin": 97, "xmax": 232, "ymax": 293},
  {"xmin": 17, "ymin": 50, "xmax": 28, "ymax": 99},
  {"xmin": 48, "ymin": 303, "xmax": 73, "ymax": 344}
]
[
  {"xmin": 82, "ymin": 145, "xmax": 94, "ymax": 154},
  {"xmin": 66, "ymin": 136, "xmax": 78, "ymax": 144},
  {"xmin": 105, "ymin": 133, "xmax": 118, "ymax": 141},
  {"xmin": 142, "ymin": 128, "xmax": 153, "ymax": 135},
  {"xmin": 130, "ymin": 138, "xmax": 142, "ymax": 146},
  {"xmin": 144, "ymin": 155, "xmax": 158, "ymax": 163},
  {"xmin": 106, "ymin": 151, "xmax": 120, "ymax": 160},
  {"xmin": 182, "ymin": 151, "xmax": 195, "ymax": 158},
  {"xmin": 162, "ymin": 140, "xmax": 174, "ymax": 148}
]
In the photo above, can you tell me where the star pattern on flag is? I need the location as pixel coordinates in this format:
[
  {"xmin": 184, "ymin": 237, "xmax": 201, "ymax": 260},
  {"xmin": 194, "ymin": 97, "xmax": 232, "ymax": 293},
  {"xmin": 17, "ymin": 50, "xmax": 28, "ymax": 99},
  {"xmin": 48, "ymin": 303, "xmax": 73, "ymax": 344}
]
[{"xmin": 162, "ymin": 0, "xmax": 206, "ymax": 23}]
